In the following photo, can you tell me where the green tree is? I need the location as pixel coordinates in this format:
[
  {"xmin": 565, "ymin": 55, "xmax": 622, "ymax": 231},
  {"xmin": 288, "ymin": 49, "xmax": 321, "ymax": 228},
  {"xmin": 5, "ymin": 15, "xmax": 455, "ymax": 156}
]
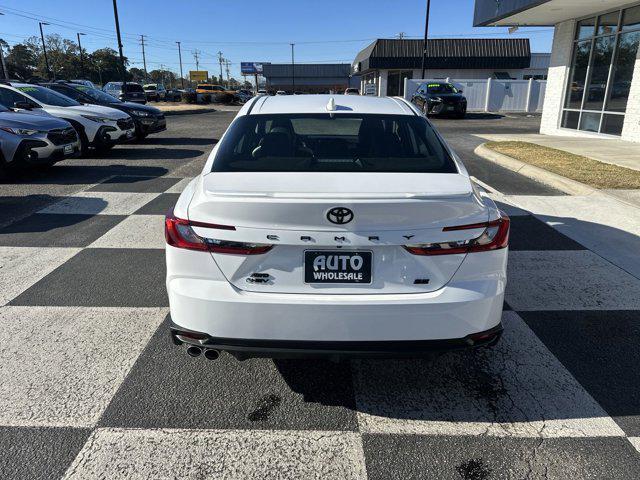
[{"xmin": 89, "ymin": 48, "xmax": 129, "ymax": 86}]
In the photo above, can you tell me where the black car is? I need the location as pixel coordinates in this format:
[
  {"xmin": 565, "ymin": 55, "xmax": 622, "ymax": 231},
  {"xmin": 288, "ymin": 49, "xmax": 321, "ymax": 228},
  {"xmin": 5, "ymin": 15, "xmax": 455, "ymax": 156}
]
[
  {"xmin": 411, "ymin": 82, "xmax": 467, "ymax": 118},
  {"xmin": 45, "ymin": 82, "xmax": 166, "ymax": 139},
  {"xmin": 103, "ymin": 81, "xmax": 147, "ymax": 104}
]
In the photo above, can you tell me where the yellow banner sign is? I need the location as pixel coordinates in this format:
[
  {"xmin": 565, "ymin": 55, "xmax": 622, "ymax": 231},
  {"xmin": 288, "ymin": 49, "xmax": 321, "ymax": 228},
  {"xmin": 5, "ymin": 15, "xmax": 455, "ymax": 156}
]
[{"xmin": 189, "ymin": 71, "xmax": 208, "ymax": 82}]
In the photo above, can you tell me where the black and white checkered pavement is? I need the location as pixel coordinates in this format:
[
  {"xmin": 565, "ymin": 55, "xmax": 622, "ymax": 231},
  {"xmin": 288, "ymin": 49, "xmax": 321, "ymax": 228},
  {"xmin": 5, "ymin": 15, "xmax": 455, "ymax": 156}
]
[{"xmin": 2, "ymin": 169, "xmax": 640, "ymax": 478}]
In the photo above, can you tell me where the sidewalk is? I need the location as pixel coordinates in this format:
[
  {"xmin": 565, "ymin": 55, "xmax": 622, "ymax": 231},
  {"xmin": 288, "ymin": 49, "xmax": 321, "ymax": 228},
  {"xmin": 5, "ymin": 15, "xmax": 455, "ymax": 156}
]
[{"xmin": 476, "ymin": 133, "xmax": 640, "ymax": 172}]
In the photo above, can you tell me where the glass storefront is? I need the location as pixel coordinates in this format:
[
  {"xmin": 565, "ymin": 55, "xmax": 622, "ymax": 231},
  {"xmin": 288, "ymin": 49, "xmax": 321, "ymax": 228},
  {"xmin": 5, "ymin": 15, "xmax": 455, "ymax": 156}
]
[{"xmin": 562, "ymin": 5, "xmax": 640, "ymax": 136}]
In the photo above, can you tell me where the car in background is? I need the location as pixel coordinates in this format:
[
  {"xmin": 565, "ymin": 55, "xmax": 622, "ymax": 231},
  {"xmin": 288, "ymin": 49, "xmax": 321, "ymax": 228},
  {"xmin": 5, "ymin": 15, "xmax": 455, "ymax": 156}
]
[
  {"xmin": 344, "ymin": 88, "xmax": 360, "ymax": 95},
  {"xmin": 45, "ymin": 81, "xmax": 166, "ymax": 140},
  {"xmin": 275, "ymin": 90, "xmax": 287, "ymax": 95},
  {"xmin": 103, "ymin": 82, "xmax": 147, "ymax": 104},
  {"xmin": 0, "ymin": 103, "xmax": 80, "ymax": 174},
  {"xmin": 257, "ymin": 89, "xmax": 267, "ymax": 95},
  {"xmin": 166, "ymin": 95, "xmax": 508, "ymax": 361},
  {"xmin": 165, "ymin": 89, "xmax": 183, "ymax": 102},
  {"xmin": 195, "ymin": 84, "xmax": 226, "ymax": 95},
  {"xmin": 0, "ymin": 82, "xmax": 135, "ymax": 153},
  {"xmin": 411, "ymin": 82, "xmax": 467, "ymax": 118},
  {"xmin": 234, "ymin": 89, "xmax": 253, "ymax": 103},
  {"xmin": 143, "ymin": 83, "xmax": 167, "ymax": 102}
]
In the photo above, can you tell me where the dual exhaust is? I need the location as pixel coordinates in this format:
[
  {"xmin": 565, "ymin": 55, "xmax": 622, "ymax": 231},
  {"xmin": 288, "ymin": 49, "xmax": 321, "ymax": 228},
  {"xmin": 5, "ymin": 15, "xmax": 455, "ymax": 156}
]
[{"xmin": 186, "ymin": 345, "xmax": 220, "ymax": 360}]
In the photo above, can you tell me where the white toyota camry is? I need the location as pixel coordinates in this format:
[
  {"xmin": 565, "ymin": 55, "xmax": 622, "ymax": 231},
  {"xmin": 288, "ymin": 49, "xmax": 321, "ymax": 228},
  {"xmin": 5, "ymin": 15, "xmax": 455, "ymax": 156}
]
[{"xmin": 166, "ymin": 94, "xmax": 509, "ymax": 360}]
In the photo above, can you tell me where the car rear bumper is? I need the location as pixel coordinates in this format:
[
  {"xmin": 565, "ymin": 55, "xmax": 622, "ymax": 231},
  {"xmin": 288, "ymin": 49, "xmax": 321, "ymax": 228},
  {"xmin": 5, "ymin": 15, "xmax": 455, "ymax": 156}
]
[
  {"xmin": 167, "ymin": 247, "xmax": 507, "ymax": 354},
  {"xmin": 170, "ymin": 321, "xmax": 503, "ymax": 360}
]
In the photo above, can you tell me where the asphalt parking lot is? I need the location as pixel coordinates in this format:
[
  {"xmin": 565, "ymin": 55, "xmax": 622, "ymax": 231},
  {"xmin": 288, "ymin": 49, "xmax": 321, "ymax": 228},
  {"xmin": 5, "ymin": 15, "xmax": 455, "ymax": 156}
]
[{"xmin": 2, "ymin": 110, "xmax": 640, "ymax": 479}]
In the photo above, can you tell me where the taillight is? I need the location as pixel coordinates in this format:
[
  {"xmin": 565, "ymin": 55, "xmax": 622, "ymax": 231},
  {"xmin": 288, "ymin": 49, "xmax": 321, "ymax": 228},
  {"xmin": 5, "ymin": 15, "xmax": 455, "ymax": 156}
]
[
  {"xmin": 404, "ymin": 214, "xmax": 510, "ymax": 256},
  {"xmin": 165, "ymin": 211, "xmax": 273, "ymax": 255}
]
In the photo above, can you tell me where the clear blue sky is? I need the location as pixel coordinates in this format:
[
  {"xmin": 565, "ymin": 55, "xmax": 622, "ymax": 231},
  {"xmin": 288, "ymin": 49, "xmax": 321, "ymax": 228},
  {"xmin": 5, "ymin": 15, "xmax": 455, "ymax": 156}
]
[{"xmin": 0, "ymin": 0, "xmax": 553, "ymax": 78}]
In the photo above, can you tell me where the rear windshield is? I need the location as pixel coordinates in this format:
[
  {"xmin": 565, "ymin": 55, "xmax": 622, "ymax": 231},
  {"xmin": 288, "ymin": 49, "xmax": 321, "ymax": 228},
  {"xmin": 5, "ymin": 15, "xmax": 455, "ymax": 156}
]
[
  {"xmin": 124, "ymin": 83, "xmax": 144, "ymax": 92},
  {"xmin": 212, "ymin": 113, "xmax": 456, "ymax": 173}
]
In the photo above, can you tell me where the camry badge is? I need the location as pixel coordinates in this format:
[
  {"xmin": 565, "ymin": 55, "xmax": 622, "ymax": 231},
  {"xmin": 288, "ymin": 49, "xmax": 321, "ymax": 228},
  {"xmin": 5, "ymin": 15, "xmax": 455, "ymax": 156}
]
[{"xmin": 326, "ymin": 207, "xmax": 354, "ymax": 225}]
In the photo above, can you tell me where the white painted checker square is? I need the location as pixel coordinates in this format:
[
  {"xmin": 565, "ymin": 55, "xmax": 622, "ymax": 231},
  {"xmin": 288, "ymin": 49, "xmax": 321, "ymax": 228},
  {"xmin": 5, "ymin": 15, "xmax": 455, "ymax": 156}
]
[
  {"xmin": 39, "ymin": 192, "xmax": 160, "ymax": 216},
  {"xmin": 63, "ymin": 428, "xmax": 367, "ymax": 480},
  {"xmin": 353, "ymin": 311, "xmax": 624, "ymax": 438},
  {"xmin": 0, "ymin": 247, "xmax": 80, "ymax": 306},
  {"xmin": 89, "ymin": 215, "xmax": 165, "ymax": 249},
  {"xmin": 629, "ymin": 438, "xmax": 640, "ymax": 454},
  {"xmin": 506, "ymin": 250, "xmax": 640, "ymax": 311},
  {"xmin": 164, "ymin": 178, "xmax": 193, "ymax": 194},
  {"xmin": 0, "ymin": 306, "xmax": 167, "ymax": 427}
]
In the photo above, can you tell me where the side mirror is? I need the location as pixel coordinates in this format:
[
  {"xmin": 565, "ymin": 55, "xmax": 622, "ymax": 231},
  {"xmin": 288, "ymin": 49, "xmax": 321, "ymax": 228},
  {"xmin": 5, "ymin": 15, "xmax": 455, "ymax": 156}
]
[
  {"xmin": 458, "ymin": 89, "xmax": 464, "ymax": 94},
  {"xmin": 14, "ymin": 101, "xmax": 36, "ymax": 110}
]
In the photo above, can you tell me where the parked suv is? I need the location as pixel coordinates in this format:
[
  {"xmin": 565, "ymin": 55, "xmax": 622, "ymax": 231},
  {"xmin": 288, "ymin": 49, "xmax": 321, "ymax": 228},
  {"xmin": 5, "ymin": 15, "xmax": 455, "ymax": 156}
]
[
  {"xmin": 0, "ymin": 83, "xmax": 135, "ymax": 153},
  {"xmin": 0, "ymin": 103, "xmax": 80, "ymax": 173},
  {"xmin": 46, "ymin": 82, "xmax": 166, "ymax": 140},
  {"xmin": 103, "ymin": 82, "xmax": 147, "ymax": 104},
  {"xmin": 143, "ymin": 83, "xmax": 167, "ymax": 102},
  {"xmin": 411, "ymin": 82, "xmax": 467, "ymax": 118}
]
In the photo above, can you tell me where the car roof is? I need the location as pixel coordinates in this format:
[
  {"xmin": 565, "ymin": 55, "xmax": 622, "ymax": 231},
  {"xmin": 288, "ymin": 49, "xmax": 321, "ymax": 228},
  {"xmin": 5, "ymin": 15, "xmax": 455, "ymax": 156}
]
[{"xmin": 241, "ymin": 94, "xmax": 416, "ymax": 116}]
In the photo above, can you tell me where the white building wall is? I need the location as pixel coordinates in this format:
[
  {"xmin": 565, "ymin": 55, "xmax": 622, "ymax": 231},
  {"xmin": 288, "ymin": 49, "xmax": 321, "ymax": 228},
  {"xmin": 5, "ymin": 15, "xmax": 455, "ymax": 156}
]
[
  {"xmin": 622, "ymin": 54, "xmax": 640, "ymax": 142},
  {"xmin": 540, "ymin": 20, "xmax": 575, "ymax": 136},
  {"xmin": 377, "ymin": 70, "xmax": 388, "ymax": 97}
]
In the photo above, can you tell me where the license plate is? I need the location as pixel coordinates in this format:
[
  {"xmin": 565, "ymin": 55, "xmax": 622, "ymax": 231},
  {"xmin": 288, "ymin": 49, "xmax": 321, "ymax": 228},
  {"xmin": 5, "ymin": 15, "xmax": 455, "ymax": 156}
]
[
  {"xmin": 63, "ymin": 144, "xmax": 74, "ymax": 154},
  {"xmin": 304, "ymin": 250, "xmax": 372, "ymax": 284}
]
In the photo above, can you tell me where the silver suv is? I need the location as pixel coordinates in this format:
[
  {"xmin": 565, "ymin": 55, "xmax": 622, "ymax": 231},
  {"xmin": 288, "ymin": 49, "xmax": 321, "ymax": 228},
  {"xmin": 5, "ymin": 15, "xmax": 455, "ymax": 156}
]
[{"xmin": 0, "ymin": 103, "xmax": 80, "ymax": 173}]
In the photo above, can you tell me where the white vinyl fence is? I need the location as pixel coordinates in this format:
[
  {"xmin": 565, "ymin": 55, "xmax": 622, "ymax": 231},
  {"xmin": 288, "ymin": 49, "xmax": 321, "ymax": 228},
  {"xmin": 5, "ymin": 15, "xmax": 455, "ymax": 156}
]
[{"xmin": 403, "ymin": 78, "xmax": 547, "ymax": 113}]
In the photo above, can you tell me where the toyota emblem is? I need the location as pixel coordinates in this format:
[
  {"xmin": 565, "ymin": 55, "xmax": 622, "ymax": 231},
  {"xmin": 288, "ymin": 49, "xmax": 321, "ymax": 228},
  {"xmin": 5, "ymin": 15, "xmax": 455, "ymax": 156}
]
[{"xmin": 326, "ymin": 207, "xmax": 354, "ymax": 225}]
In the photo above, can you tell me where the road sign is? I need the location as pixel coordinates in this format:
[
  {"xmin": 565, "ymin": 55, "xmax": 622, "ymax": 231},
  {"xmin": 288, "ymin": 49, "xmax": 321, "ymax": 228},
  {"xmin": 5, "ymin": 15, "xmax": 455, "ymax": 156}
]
[{"xmin": 189, "ymin": 70, "xmax": 208, "ymax": 82}]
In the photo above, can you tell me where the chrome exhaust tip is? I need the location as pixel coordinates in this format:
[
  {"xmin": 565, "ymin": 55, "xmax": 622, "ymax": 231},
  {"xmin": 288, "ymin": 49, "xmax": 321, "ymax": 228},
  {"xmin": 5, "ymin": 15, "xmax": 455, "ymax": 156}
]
[
  {"xmin": 186, "ymin": 346, "xmax": 202, "ymax": 357},
  {"xmin": 203, "ymin": 348, "xmax": 220, "ymax": 360}
]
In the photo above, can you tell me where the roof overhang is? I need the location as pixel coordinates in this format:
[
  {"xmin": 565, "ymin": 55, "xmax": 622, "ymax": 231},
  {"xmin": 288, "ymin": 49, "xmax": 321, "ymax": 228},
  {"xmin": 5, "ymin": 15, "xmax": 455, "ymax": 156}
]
[{"xmin": 474, "ymin": 0, "xmax": 635, "ymax": 26}]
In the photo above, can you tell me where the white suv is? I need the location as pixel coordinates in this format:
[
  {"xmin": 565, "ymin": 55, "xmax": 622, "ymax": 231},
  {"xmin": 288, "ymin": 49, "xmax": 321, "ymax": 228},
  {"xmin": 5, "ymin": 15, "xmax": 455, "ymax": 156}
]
[
  {"xmin": 166, "ymin": 95, "xmax": 509, "ymax": 361},
  {"xmin": 0, "ymin": 83, "xmax": 135, "ymax": 153}
]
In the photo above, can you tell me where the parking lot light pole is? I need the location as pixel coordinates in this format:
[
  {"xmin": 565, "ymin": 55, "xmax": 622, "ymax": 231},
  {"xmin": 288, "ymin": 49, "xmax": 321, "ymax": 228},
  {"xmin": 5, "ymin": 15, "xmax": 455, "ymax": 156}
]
[
  {"xmin": 77, "ymin": 33, "xmax": 86, "ymax": 79},
  {"xmin": 420, "ymin": 0, "xmax": 431, "ymax": 80},
  {"xmin": 112, "ymin": 0, "xmax": 127, "ymax": 91},
  {"xmin": 290, "ymin": 43, "xmax": 295, "ymax": 93},
  {"xmin": 176, "ymin": 41, "xmax": 184, "ymax": 88},
  {"xmin": 39, "ymin": 22, "xmax": 51, "ymax": 80}
]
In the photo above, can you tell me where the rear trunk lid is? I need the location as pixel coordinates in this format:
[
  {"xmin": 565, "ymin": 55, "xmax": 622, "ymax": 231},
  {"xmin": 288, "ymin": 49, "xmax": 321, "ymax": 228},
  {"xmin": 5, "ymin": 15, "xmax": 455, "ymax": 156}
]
[{"xmin": 188, "ymin": 172, "xmax": 488, "ymax": 294}]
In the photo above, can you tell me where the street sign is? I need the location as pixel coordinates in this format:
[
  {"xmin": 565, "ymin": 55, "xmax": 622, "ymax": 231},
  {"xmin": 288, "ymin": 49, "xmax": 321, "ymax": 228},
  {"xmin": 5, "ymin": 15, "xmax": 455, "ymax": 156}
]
[
  {"xmin": 189, "ymin": 70, "xmax": 208, "ymax": 82},
  {"xmin": 241, "ymin": 62, "xmax": 265, "ymax": 75}
]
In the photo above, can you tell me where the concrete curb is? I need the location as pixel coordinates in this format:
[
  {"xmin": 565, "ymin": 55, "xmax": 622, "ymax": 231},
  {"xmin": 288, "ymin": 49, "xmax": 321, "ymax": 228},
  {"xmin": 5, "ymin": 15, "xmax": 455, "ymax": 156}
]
[
  {"xmin": 161, "ymin": 108, "xmax": 217, "ymax": 117},
  {"xmin": 474, "ymin": 143, "xmax": 600, "ymax": 196}
]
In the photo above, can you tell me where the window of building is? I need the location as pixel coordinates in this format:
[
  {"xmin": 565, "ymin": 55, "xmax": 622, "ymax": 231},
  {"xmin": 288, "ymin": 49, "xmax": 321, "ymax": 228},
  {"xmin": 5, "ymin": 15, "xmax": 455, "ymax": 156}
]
[
  {"xmin": 562, "ymin": 7, "xmax": 640, "ymax": 136},
  {"xmin": 386, "ymin": 70, "xmax": 413, "ymax": 97}
]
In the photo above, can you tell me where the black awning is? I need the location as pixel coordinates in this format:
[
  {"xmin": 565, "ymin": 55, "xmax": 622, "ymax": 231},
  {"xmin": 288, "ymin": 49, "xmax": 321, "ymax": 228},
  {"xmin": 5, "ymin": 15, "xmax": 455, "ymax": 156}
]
[{"xmin": 353, "ymin": 38, "xmax": 531, "ymax": 73}]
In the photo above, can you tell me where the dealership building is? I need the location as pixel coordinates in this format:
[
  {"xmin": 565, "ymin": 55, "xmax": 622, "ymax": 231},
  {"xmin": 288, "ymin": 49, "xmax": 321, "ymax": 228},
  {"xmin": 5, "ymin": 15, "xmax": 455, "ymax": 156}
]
[
  {"xmin": 474, "ymin": 0, "xmax": 640, "ymax": 142},
  {"xmin": 260, "ymin": 64, "xmax": 357, "ymax": 93},
  {"xmin": 352, "ymin": 38, "xmax": 550, "ymax": 97}
]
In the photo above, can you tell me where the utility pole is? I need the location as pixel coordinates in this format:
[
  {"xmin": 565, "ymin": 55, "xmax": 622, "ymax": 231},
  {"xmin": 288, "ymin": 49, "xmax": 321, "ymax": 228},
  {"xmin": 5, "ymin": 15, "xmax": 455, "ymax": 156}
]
[
  {"xmin": 217, "ymin": 51, "xmax": 224, "ymax": 84},
  {"xmin": 39, "ymin": 22, "xmax": 51, "ymax": 79},
  {"xmin": 0, "ymin": 13, "xmax": 8, "ymax": 80},
  {"xmin": 140, "ymin": 34, "xmax": 147, "ymax": 81},
  {"xmin": 290, "ymin": 43, "xmax": 295, "ymax": 93},
  {"xmin": 420, "ymin": 0, "xmax": 431, "ymax": 80},
  {"xmin": 397, "ymin": 32, "xmax": 406, "ymax": 39},
  {"xmin": 192, "ymin": 49, "xmax": 200, "ymax": 71},
  {"xmin": 176, "ymin": 41, "xmax": 184, "ymax": 88},
  {"xmin": 77, "ymin": 32, "xmax": 86, "ymax": 79},
  {"xmin": 225, "ymin": 59, "xmax": 230, "ymax": 87},
  {"xmin": 112, "ymin": 0, "xmax": 127, "ymax": 90}
]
